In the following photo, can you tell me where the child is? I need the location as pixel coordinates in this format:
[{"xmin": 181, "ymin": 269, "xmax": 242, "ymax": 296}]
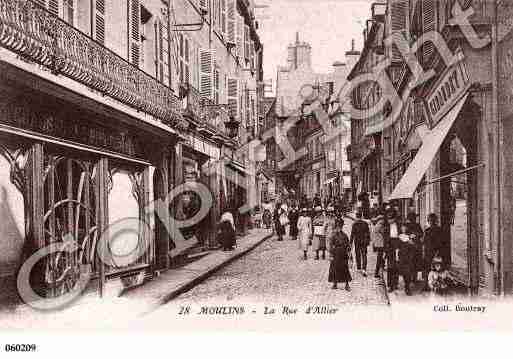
[{"xmin": 428, "ymin": 256, "xmax": 452, "ymax": 295}]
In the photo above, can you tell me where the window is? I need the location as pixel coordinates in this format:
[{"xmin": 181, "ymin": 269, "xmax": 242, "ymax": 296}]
[
  {"xmin": 156, "ymin": 18, "xmax": 170, "ymax": 86},
  {"xmin": 179, "ymin": 34, "xmax": 190, "ymax": 84},
  {"xmin": 63, "ymin": 0, "xmax": 74, "ymax": 25}
]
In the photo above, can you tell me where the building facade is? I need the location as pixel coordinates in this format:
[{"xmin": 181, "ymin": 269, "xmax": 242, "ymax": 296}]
[
  {"xmin": 0, "ymin": 0, "xmax": 262, "ymax": 304},
  {"xmin": 348, "ymin": 0, "xmax": 513, "ymax": 296}
]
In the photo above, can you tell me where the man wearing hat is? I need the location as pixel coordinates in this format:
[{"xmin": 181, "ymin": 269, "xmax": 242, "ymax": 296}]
[
  {"xmin": 297, "ymin": 208, "xmax": 312, "ymax": 260},
  {"xmin": 350, "ymin": 211, "xmax": 371, "ymax": 277},
  {"xmin": 385, "ymin": 209, "xmax": 400, "ymax": 292},
  {"xmin": 312, "ymin": 206, "xmax": 327, "ymax": 260},
  {"xmin": 371, "ymin": 212, "xmax": 386, "ymax": 278},
  {"xmin": 324, "ymin": 206, "xmax": 337, "ymax": 252}
]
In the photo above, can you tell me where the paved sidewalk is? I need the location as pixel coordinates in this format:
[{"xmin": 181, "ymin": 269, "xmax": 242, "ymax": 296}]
[{"xmin": 0, "ymin": 228, "xmax": 272, "ymax": 329}]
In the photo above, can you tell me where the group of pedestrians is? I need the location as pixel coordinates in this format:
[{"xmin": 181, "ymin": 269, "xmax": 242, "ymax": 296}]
[{"xmin": 369, "ymin": 208, "xmax": 451, "ymax": 296}]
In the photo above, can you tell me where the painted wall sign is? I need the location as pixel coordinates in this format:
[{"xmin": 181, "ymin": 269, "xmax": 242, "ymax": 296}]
[{"xmin": 0, "ymin": 93, "xmax": 144, "ymax": 158}]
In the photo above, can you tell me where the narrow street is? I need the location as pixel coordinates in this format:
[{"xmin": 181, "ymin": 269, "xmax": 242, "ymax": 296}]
[{"xmin": 158, "ymin": 219, "xmax": 388, "ymax": 307}]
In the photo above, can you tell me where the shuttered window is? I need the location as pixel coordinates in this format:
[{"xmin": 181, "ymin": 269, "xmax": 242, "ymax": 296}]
[
  {"xmin": 179, "ymin": 34, "xmax": 190, "ymax": 84},
  {"xmin": 63, "ymin": 0, "xmax": 74, "ymax": 25},
  {"xmin": 227, "ymin": 0, "xmax": 236, "ymax": 46},
  {"xmin": 214, "ymin": 68, "xmax": 220, "ymax": 104},
  {"xmin": 389, "ymin": 0, "xmax": 408, "ymax": 63},
  {"xmin": 128, "ymin": 0, "xmax": 141, "ymax": 66},
  {"xmin": 250, "ymin": 40, "xmax": 255, "ymax": 70},
  {"xmin": 93, "ymin": 0, "xmax": 106, "ymax": 45},
  {"xmin": 227, "ymin": 77, "xmax": 239, "ymax": 118},
  {"xmin": 155, "ymin": 19, "xmax": 170, "ymax": 86},
  {"xmin": 221, "ymin": 0, "xmax": 227, "ymax": 35},
  {"xmin": 199, "ymin": 49, "xmax": 214, "ymax": 100},
  {"xmin": 244, "ymin": 24, "xmax": 250, "ymax": 62},
  {"xmin": 421, "ymin": 0, "xmax": 436, "ymax": 66},
  {"xmin": 236, "ymin": 15, "xmax": 244, "ymax": 60},
  {"xmin": 34, "ymin": 0, "xmax": 60, "ymax": 17}
]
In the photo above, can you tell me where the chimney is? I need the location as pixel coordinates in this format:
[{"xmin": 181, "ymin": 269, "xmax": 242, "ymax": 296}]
[{"xmin": 345, "ymin": 39, "xmax": 360, "ymax": 71}]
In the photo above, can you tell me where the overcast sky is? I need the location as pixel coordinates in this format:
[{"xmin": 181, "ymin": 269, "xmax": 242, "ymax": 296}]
[{"xmin": 254, "ymin": 0, "xmax": 373, "ymax": 92}]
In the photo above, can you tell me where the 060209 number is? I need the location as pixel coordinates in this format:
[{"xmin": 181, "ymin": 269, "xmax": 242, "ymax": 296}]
[{"xmin": 4, "ymin": 344, "xmax": 37, "ymax": 352}]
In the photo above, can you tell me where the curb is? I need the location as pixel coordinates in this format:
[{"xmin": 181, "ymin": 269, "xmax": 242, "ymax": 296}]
[{"xmin": 142, "ymin": 232, "xmax": 274, "ymax": 314}]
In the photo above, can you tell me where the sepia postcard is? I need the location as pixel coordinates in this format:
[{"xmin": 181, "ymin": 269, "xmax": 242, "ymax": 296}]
[{"xmin": 1, "ymin": 1, "xmax": 513, "ymax": 351}]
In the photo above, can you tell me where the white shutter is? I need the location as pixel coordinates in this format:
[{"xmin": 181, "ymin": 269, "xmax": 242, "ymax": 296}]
[
  {"xmin": 221, "ymin": 0, "xmax": 227, "ymax": 34},
  {"xmin": 128, "ymin": 0, "xmax": 141, "ymax": 66},
  {"xmin": 236, "ymin": 15, "xmax": 244, "ymax": 60},
  {"xmin": 199, "ymin": 49, "xmax": 214, "ymax": 100},
  {"xmin": 156, "ymin": 18, "xmax": 170, "ymax": 85},
  {"xmin": 34, "ymin": 0, "xmax": 59, "ymax": 16},
  {"xmin": 227, "ymin": 0, "xmax": 236, "ymax": 46},
  {"xmin": 227, "ymin": 77, "xmax": 239, "ymax": 118},
  {"xmin": 244, "ymin": 24, "xmax": 250, "ymax": 61},
  {"xmin": 250, "ymin": 40, "xmax": 255, "ymax": 69},
  {"xmin": 93, "ymin": 0, "xmax": 106, "ymax": 45},
  {"xmin": 389, "ymin": 0, "xmax": 408, "ymax": 63}
]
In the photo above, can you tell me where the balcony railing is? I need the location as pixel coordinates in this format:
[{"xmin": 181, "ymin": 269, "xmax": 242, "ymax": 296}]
[
  {"xmin": 182, "ymin": 82, "xmax": 232, "ymax": 139},
  {"xmin": 0, "ymin": 0, "xmax": 182, "ymax": 128}
]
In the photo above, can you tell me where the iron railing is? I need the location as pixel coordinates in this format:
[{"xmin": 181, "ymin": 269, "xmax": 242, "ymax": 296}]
[{"xmin": 0, "ymin": 0, "xmax": 182, "ymax": 127}]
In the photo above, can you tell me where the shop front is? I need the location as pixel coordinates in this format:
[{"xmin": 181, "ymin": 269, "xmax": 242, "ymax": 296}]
[
  {"xmin": 0, "ymin": 81, "xmax": 181, "ymax": 302},
  {"xmin": 389, "ymin": 54, "xmax": 494, "ymax": 294}
]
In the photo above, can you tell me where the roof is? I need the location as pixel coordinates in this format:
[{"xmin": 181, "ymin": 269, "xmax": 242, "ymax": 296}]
[{"xmin": 347, "ymin": 20, "xmax": 384, "ymax": 81}]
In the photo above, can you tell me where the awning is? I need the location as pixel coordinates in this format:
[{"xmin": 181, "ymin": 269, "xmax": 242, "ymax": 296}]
[{"xmin": 388, "ymin": 93, "xmax": 469, "ymax": 200}]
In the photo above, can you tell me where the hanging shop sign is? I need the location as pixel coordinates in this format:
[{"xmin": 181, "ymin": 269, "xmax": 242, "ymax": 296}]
[
  {"xmin": 0, "ymin": 93, "xmax": 144, "ymax": 158},
  {"xmin": 427, "ymin": 58, "xmax": 470, "ymax": 128}
]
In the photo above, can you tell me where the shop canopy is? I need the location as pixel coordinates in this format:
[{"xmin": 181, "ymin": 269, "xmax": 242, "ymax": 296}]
[{"xmin": 388, "ymin": 93, "xmax": 469, "ymax": 200}]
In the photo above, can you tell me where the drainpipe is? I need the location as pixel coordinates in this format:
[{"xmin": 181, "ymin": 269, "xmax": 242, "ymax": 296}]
[{"xmin": 492, "ymin": 0, "xmax": 502, "ymax": 295}]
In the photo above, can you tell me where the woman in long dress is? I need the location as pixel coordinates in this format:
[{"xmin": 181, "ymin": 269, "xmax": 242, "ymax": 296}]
[
  {"xmin": 328, "ymin": 219, "xmax": 352, "ymax": 291},
  {"xmin": 297, "ymin": 208, "xmax": 312, "ymax": 260}
]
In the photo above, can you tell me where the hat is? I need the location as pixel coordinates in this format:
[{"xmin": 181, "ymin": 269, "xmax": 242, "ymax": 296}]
[
  {"xmin": 301, "ymin": 208, "xmax": 308, "ymax": 212},
  {"xmin": 432, "ymin": 256, "xmax": 443, "ymax": 264},
  {"xmin": 314, "ymin": 206, "xmax": 322, "ymax": 212},
  {"xmin": 326, "ymin": 206, "xmax": 335, "ymax": 212}
]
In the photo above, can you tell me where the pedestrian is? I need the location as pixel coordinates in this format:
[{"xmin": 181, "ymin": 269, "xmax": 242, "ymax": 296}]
[
  {"xmin": 288, "ymin": 204, "xmax": 300, "ymax": 240},
  {"xmin": 312, "ymin": 206, "xmax": 327, "ymax": 260},
  {"xmin": 350, "ymin": 211, "xmax": 371, "ymax": 277},
  {"xmin": 263, "ymin": 207, "xmax": 272, "ymax": 230},
  {"xmin": 405, "ymin": 212, "xmax": 424, "ymax": 282},
  {"xmin": 423, "ymin": 213, "xmax": 446, "ymax": 291},
  {"xmin": 273, "ymin": 203, "xmax": 286, "ymax": 241},
  {"xmin": 428, "ymin": 256, "xmax": 453, "ymax": 296},
  {"xmin": 217, "ymin": 216, "xmax": 236, "ymax": 251},
  {"xmin": 371, "ymin": 213, "xmax": 386, "ymax": 278},
  {"xmin": 297, "ymin": 208, "xmax": 312, "ymax": 260},
  {"xmin": 324, "ymin": 206, "xmax": 337, "ymax": 251},
  {"xmin": 328, "ymin": 218, "xmax": 352, "ymax": 291},
  {"xmin": 398, "ymin": 223, "xmax": 416, "ymax": 295},
  {"xmin": 385, "ymin": 209, "xmax": 400, "ymax": 292}
]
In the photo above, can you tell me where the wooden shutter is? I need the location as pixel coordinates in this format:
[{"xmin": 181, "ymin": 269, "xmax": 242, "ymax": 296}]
[
  {"xmin": 236, "ymin": 15, "xmax": 244, "ymax": 60},
  {"xmin": 34, "ymin": 0, "xmax": 59, "ymax": 16},
  {"xmin": 214, "ymin": 68, "xmax": 220, "ymax": 104},
  {"xmin": 244, "ymin": 24, "xmax": 250, "ymax": 61},
  {"xmin": 221, "ymin": 0, "xmax": 227, "ymax": 34},
  {"xmin": 156, "ymin": 19, "xmax": 170, "ymax": 85},
  {"xmin": 199, "ymin": 49, "xmax": 214, "ymax": 100},
  {"xmin": 422, "ymin": 0, "xmax": 436, "ymax": 66},
  {"xmin": 250, "ymin": 40, "xmax": 255, "ymax": 69},
  {"xmin": 93, "ymin": 0, "xmax": 106, "ymax": 45},
  {"xmin": 389, "ymin": 0, "xmax": 408, "ymax": 63},
  {"xmin": 128, "ymin": 0, "xmax": 141, "ymax": 66},
  {"xmin": 227, "ymin": 0, "xmax": 236, "ymax": 45},
  {"xmin": 227, "ymin": 77, "xmax": 238, "ymax": 118}
]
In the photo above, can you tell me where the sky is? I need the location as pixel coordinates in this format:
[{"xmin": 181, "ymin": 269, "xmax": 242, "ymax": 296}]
[{"xmin": 254, "ymin": 0, "xmax": 374, "ymax": 93}]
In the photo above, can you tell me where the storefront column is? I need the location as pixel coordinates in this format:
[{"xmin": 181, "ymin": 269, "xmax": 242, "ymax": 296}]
[
  {"xmin": 155, "ymin": 151, "xmax": 170, "ymax": 271},
  {"xmin": 208, "ymin": 161, "xmax": 221, "ymax": 248},
  {"xmin": 26, "ymin": 142, "xmax": 44, "ymax": 290},
  {"xmin": 95, "ymin": 157, "xmax": 109, "ymax": 298}
]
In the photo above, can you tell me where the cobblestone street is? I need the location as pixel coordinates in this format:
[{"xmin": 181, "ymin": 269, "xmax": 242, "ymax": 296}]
[{"xmin": 164, "ymin": 219, "xmax": 389, "ymax": 307}]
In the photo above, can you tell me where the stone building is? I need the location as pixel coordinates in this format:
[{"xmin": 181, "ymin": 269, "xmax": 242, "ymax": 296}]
[{"xmin": 0, "ymin": 0, "xmax": 262, "ymax": 304}]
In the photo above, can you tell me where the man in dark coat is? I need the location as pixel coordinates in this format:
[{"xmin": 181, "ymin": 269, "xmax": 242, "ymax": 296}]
[
  {"xmin": 423, "ymin": 213, "xmax": 446, "ymax": 290},
  {"xmin": 405, "ymin": 212, "xmax": 424, "ymax": 280},
  {"xmin": 350, "ymin": 211, "xmax": 371, "ymax": 277},
  {"xmin": 288, "ymin": 205, "xmax": 300, "ymax": 240},
  {"xmin": 385, "ymin": 210, "xmax": 400, "ymax": 292}
]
